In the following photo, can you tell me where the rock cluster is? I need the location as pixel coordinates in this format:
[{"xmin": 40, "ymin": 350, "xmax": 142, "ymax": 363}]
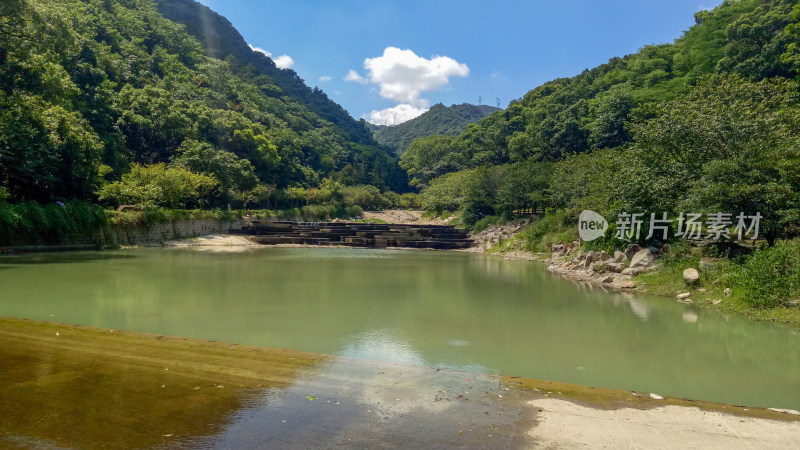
[
  {"xmin": 473, "ymin": 221, "xmax": 529, "ymax": 250},
  {"xmin": 545, "ymin": 243, "xmax": 663, "ymax": 290}
]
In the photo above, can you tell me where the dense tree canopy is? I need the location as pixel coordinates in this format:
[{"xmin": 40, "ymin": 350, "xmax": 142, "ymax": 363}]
[{"xmin": 0, "ymin": 0, "xmax": 407, "ymax": 208}]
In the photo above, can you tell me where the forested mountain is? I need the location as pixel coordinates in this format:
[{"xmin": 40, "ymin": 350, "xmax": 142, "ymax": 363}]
[
  {"xmin": 370, "ymin": 103, "xmax": 500, "ymax": 155},
  {"xmin": 153, "ymin": 0, "xmax": 378, "ymax": 147},
  {"xmin": 414, "ymin": 0, "xmax": 798, "ymax": 170},
  {"xmin": 411, "ymin": 0, "xmax": 800, "ymax": 243},
  {"xmin": 0, "ymin": 0, "xmax": 407, "ymax": 207}
]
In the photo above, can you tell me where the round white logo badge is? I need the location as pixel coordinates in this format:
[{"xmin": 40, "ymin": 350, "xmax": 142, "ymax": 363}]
[{"xmin": 578, "ymin": 210, "xmax": 608, "ymax": 241}]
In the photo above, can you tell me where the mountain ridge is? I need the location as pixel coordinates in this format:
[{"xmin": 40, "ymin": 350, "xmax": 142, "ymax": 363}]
[
  {"xmin": 153, "ymin": 0, "xmax": 378, "ymax": 147},
  {"xmin": 370, "ymin": 103, "xmax": 500, "ymax": 155}
]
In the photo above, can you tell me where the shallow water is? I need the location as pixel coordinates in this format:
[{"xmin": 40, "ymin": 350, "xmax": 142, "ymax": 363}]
[{"xmin": 1, "ymin": 247, "xmax": 799, "ymax": 409}]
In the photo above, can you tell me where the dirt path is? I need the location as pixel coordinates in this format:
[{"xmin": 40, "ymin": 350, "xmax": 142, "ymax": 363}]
[
  {"xmin": 361, "ymin": 209, "xmax": 455, "ymax": 225},
  {"xmin": 162, "ymin": 233, "xmax": 261, "ymax": 249}
]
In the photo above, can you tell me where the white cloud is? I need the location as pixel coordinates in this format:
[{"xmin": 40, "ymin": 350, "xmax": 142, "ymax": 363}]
[
  {"xmin": 357, "ymin": 47, "xmax": 469, "ymax": 108},
  {"xmin": 318, "ymin": 76, "xmax": 331, "ymax": 82},
  {"xmin": 248, "ymin": 44, "xmax": 271, "ymax": 57},
  {"xmin": 248, "ymin": 44, "xmax": 294, "ymax": 69},
  {"xmin": 345, "ymin": 69, "xmax": 369, "ymax": 84},
  {"xmin": 363, "ymin": 104, "xmax": 428, "ymax": 126},
  {"xmin": 273, "ymin": 55, "xmax": 294, "ymax": 69}
]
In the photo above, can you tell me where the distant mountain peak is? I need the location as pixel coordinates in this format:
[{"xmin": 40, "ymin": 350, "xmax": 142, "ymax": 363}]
[{"xmin": 371, "ymin": 103, "xmax": 501, "ymax": 154}]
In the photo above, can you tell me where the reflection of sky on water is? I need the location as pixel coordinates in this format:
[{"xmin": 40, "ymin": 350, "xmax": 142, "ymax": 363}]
[
  {"xmin": 337, "ymin": 328, "xmax": 491, "ymax": 375},
  {"xmin": 339, "ymin": 328, "xmax": 426, "ymax": 366},
  {"xmin": 187, "ymin": 356, "xmax": 512, "ymax": 449}
]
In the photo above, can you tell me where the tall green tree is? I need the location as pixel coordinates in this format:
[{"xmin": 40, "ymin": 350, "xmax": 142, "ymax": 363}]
[
  {"xmin": 621, "ymin": 75, "xmax": 800, "ymax": 244},
  {"xmin": 399, "ymin": 135, "xmax": 466, "ymax": 188},
  {"xmin": 171, "ymin": 139, "xmax": 259, "ymax": 202}
]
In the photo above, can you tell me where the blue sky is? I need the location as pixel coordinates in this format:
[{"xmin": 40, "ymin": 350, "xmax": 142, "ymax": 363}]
[{"xmin": 196, "ymin": 0, "xmax": 723, "ymax": 124}]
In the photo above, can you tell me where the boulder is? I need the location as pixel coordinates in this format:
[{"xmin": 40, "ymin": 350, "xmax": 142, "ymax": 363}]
[
  {"xmin": 601, "ymin": 276, "xmax": 615, "ymax": 283},
  {"xmin": 712, "ymin": 299, "xmax": 723, "ymax": 306},
  {"xmin": 625, "ymin": 244, "xmax": 642, "ymax": 260},
  {"xmin": 620, "ymin": 281, "xmax": 637, "ymax": 289},
  {"xmin": 659, "ymin": 243, "xmax": 671, "ymax": 255},
  {"xmin": 605, "ymin": 262, "xmax": 624, "ymax": 273},
  {"xmin": 683, "ymin": 268, "xmax": 700, "ymax": 285},
  {"xmin": 724, "ymin": 288, "xmax": 732, "ymax": 297},
  {"xmin": 583, "ymin": 251, "xmax": 598, "ymax": 269},
  {"xmin": 629, "ymin": 248, "xmax": 657, "ymax": 269},
  {"xmin": 599, "ymin": 250, "xmax": 611, "ymax": 261},
  {"xmin": 613, "ymin": 251, "xmax": 628, "ymax": 263},
  {"xmin": 676, "ymin": 292, "xmax": 691, "ymax": 300},
  {"xmin": 621, "ymin": 267, "xmax": 642, "ymax": 276}
]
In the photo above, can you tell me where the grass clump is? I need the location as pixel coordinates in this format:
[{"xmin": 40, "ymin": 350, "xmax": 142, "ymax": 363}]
[
  {"xmin": 520, "ymin": 210, "xmax": 577, "ymax": 252},
  {"xmin": 471, "ymin": 214, "xmax": 509, "ymax": 233}
]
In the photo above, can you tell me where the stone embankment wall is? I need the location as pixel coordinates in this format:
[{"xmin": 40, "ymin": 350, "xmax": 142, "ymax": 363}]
[
  {"xmin": 3, "ymin": 219, "xmax": 243, "ymax": 252},
  {"xmin": 109, "ymin": 219, "xmax": 243, "ymax": 246}
]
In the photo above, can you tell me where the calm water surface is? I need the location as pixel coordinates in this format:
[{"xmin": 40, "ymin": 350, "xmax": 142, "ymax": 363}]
[{"xmin": 1, "ymin": 247, "xmax": 799, "ymax": 409}]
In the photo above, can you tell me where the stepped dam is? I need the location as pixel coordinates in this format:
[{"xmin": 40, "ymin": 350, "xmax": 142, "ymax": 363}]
[{"xmin": 230, "ymin": 221, "xmax": 473, "ymax": 250}]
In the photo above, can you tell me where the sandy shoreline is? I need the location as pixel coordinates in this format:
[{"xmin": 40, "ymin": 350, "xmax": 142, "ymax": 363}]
[{"xmin": 2, "ymin": 316, "xmax": 799, "ymax": 448}]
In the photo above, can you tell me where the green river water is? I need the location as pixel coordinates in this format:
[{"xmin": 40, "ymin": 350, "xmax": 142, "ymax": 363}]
[{"xmin": 1, "ymin": 247, "xmax": 799, "ymax": 410}]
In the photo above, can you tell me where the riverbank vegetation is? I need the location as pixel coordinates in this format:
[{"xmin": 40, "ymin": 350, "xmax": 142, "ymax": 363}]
[
  {"xmin": 631, "ymin": 240, "xmax": 800, "ymax": 326},
  {"xmin": 0, "ymin": 196, "xmax": 107, "ymax": 245}
]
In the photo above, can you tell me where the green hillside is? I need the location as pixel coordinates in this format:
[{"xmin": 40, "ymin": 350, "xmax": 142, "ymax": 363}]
[
  {"xmin": 408, "ymin": 0, "xmax": 800, "ymax": 240},
  {"xmin": 370, "ymin": 103, "xmax": 500, "ymax": 155},
  {"xmin": 153, "ymin": 0, "xmax": 378, "ymax": 147},
  {"xmin": 0, "ymin": 0, "xmax": 407, "ymax": 208}
]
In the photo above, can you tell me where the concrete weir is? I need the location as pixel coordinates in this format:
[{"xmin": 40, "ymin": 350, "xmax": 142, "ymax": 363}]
[{"xmin": 230, "ymin": 221, "xmax": 473, "ymax": 250}]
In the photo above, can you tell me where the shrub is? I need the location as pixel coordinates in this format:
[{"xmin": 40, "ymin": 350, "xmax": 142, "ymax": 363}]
[
  {"xmin": 734, "ymin": 241, "xmax": 800, "ymax": 308},
  {"xmin": 97, "ymin": 163, "xmax": 219, "ymax": 208}
]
